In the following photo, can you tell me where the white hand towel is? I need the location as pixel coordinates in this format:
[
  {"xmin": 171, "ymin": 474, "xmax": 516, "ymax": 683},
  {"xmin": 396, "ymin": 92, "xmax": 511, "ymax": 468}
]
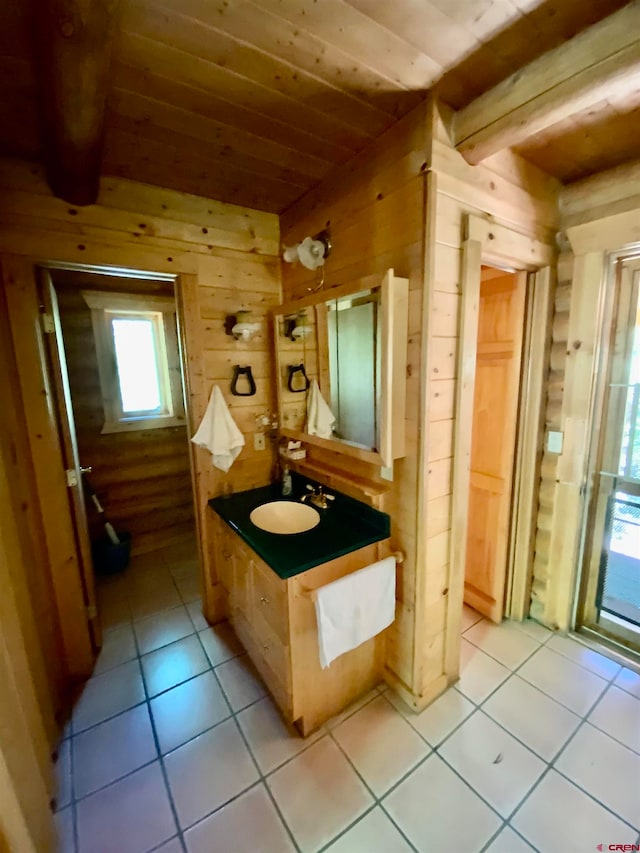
[
  {"xmin": 307, "ymin": 378, "xmax": 336, "ymax": 439},
  {"xmin": 314, "ymin": 556, "xmax": 396, "ymax": 669},
  {"xmin": 191, "ymin": 385, "xmax": 245, "ymax": 472}
]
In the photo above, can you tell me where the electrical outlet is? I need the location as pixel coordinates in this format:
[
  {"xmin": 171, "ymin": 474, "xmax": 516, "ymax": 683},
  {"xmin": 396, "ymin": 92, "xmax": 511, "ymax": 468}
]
[{"xmin": 254, "ymin": 432, "xmax": 266, "ymax": 451}]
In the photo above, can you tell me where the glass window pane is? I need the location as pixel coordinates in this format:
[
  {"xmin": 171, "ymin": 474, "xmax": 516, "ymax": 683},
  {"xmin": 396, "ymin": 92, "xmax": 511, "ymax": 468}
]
[{"xmin": 111, "ymin": 318, "xmax": 162, "ymax": 413}]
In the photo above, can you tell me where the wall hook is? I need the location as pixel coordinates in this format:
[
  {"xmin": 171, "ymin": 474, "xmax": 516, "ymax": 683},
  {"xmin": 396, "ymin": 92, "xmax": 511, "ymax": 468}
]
[
  {"xmin": 287, "ymin": 363, "xmax": 310, "ymax": 393},
  {"xmin": 231, "ymin": 365, "xmax": 256, "ymax": 396}
]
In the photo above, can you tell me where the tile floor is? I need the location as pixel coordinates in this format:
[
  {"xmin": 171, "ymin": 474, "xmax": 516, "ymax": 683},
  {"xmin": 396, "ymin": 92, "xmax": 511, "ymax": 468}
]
[{"xmin": 55, "ymin": 551, "xmax": 640, "ymax": 853}]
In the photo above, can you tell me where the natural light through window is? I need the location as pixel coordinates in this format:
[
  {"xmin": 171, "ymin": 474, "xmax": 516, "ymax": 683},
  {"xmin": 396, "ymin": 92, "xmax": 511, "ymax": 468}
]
[
  {"xmin": 83, "ymin": 289, "xmax": 185, "ymax": 434},
  {"xmin": 111, "ymin": 317, "xmax": 162, "ymax": 413}
]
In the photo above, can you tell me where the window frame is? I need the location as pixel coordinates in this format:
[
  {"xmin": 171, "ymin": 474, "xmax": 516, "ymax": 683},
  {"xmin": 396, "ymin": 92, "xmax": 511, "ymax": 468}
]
[{"xmin": 82, "ymin": 290, "xmax": 186, "ymax": 434}]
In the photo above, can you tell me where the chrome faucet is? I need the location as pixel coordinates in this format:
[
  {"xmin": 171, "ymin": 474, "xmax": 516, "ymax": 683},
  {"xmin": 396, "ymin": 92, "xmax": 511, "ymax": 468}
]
[{"xmin": 300, "ymin": 484, "xmax": 335, "ymax": 510}]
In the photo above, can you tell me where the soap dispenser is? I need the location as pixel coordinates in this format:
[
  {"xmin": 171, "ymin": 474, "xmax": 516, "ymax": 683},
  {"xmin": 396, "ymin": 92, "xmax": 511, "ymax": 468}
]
[{"xmin": 281, "ymin": 462, "xmax": 293, "ymax": 497}]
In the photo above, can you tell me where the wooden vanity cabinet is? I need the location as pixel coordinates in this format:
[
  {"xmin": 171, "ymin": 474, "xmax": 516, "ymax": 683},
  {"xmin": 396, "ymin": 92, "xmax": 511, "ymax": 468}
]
[{"xmin": 213, "ymin": 515, "xmax": 391, "ymax": 735}]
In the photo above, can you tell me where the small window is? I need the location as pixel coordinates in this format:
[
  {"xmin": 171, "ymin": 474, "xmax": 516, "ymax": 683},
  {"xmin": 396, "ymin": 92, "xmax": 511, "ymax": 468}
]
[{"xmin": 83, "ymin": 291, "xmax": 185, "ymax": 433}]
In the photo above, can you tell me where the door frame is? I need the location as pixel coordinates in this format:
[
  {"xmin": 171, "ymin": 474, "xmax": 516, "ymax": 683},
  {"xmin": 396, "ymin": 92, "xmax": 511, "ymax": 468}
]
[
  {"xmin": 2, "ymin": 254, "xmax": 204, "ymax": 684},
  {"xmin": 445, "ymin": 214, "xmax": 555, "ymax": 673}
]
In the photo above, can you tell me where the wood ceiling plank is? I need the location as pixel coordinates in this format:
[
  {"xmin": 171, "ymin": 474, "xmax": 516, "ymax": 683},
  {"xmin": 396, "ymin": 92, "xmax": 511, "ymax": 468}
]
[
  {"xmin": 102, "ymin": 126, "xmax": 301, "ymax": 212},
  {"xmin": 116, "ymin": 31, "xmax": 366, "ymax": 155},
  {"xmin": 108, "ymin": 87, "xmax": 330, "ymax": 182},
  {"xmin": 148, "ymin": 0, "xmax": 416, "ymax": 117},
  {"xmin": 344, "ymin": 0, "xmax": 478, "ymax": 71},
  {"xmin": 120, "ymin": 0, "xmax": 391, "ymax": 138},
  {"xmin": 250, "ymin": 0, "xmax": 442, "ymax": 89},
  {"xmin": 110, "ymin": 61, "xmax": 344, "ymax": 167},
  {"xmin": 106, "ymin": 109, "xmax": 312, "ymax": 189},
  {"xmin": 454, "ymin": 2, "xmax": 640, "ymax": 163}
]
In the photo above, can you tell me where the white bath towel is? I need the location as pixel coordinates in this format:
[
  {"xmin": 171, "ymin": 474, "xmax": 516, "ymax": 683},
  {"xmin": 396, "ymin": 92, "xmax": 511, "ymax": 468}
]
[
  {"xmin": 306, "ymin": 379, "xmax": 336, "ymax": 439},
  {"xmin": 191, "ymin": 385, "xmax": 245, "ymax": 472},
  {"xmin": 314, "ymin": 556, "xmax": 396, "ymax": 669}
]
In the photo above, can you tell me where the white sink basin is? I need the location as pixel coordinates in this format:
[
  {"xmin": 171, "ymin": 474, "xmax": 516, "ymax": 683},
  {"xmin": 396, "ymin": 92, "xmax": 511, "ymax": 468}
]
[{"xmin": 249, "ymin": 501, "xmax": 320, "ymax": 534}]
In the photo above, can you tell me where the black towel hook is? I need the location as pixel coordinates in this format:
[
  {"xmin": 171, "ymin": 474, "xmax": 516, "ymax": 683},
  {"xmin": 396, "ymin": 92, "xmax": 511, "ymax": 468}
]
[
  {"xmin": 231, "ymin": 365, "xmax": 256, "ymax": 396},
  {"xmin": 287, "ymin": 363, "xmax": 310, "ymax": 393}
]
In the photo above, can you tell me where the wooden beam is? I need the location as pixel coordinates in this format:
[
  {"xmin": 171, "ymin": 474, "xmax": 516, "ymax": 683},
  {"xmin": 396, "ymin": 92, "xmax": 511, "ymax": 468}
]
[
  {"xmin": 33, "ymin": 0, "xmax": 121, "ymax": 205},
  {"xmin": 453, "ymin": 3, "xmax": 640, "ymax": 165}
]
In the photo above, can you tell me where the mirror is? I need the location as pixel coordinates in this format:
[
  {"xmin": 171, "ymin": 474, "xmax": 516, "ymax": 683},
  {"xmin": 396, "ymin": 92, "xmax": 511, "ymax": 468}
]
[{"xmin": 273, "ymin": 269, "xmax": 409, "ymax": 466}]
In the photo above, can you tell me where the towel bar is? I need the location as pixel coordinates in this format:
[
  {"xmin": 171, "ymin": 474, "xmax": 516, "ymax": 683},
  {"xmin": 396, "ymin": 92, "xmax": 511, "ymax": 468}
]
[{"xmin": 298, "ymin": 550, "xmax": 405, "ymax": 599}]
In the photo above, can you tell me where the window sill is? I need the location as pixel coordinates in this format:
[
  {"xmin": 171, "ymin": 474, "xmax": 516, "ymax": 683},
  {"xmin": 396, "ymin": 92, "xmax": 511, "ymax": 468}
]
[{"xmin": 101, "ymin": 415, "xmax": 187, "ymax": 434}]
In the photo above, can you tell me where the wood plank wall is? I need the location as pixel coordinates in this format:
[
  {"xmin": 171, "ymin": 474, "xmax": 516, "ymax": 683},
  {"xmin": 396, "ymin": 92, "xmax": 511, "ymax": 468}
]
[
  {"xmin": 420, "ymin": 103, "xmax": 560, "ymax": 697},
  {"xmin": 529, "ymin": 252, "xmax": 572, "ymax": 622},
  {"xmin": 0, "ymin": 157, "xmax": 280, "ymax": 631},
  {"xmin": 280, "ymin": 103, "xmax": 430, "ymax": 695},
  {"xmin": 53, "ymin": 271, "xmax": 195, "ymax": 556}
]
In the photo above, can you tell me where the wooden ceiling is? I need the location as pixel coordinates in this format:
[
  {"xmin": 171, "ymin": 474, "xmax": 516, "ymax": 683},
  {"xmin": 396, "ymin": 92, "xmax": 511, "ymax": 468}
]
[{"xmin": 0, "ymin": 0, "xmax": 636, "ymax": 211}]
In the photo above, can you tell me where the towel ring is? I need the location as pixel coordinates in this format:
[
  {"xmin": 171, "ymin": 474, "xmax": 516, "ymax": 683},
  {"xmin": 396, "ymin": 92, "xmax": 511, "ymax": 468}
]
[
  {"xmin": 231, "ymin": 365, "xmax": 256, "ymax": 396},
  {"xmin": 287, "ymin": 363, "xmax": 310, "ymax": 393}
]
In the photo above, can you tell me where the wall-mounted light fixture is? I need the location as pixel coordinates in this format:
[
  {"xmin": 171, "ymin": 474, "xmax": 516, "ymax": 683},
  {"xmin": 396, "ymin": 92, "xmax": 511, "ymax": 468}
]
[
  {"xmin": 224, "ymin": 310, "xmax": 260, "ymax": 342},
  {"xmin": 283, "ymin": 311, "xmax": 313, "ymax": 341},
  {"xmin": 282, "ymin": 229, "xmax": 331, "ymax": 271}
]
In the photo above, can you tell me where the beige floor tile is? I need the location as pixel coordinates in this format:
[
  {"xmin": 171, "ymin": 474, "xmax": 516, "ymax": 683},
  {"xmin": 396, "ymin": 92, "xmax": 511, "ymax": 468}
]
[
  {"xmin": 54, "ymin": 806, "xmax": 75, "ymax": 853},
  {"xmin": 464, "ymin": 620, "xmax": 541, "ymax": 670},
  {"xmin": 268, "ymin": 737, "xmax": 373, "ymax": 853},
  {"xmin": 98, "ymin": 591, "xmax": 132, "ymax": 630},
  {"xmin": 73, "ymin": 704, "xmax": 157, "ymax": 798},
  {"xmin": 386, "ymin": 685, "xmax": 475, "ymax": 747},
  {"xmin": 439, "ymin": 711, "xmax": 545, "ymax": 817},
  {"xmin": 76, "ymin": 762, "xmax": 176, "ymax": 853},
  {"xmin": 237, "ymin": 696, "xmax": 322, "ymax": 774},
  {"xmin": 93, "ymin": 624, "xmax": 137, "ymax": 675},
  {"xmin": 484, "ymin": 826, "xmax": 535, "ymax": 853},
  {"xmin": 175, "ymin": 573, "xmax": 201, "ymax": 603},
  {"xmin": 458, "ymin": 639, "xmax": 510, "ymax": 703},
  {"xmin": 555, "ymin": 723, "xmax": 640, "ymax": 828},
  {"xmin": 135, "ymin": 605, "xmax": 195, "ymax": 655},
  {"xmin": 215, "ymin": 655, "xmax": 267, "ymax": 711},
  {"xmin": 153, "ymin": 839, "xmax": 183, "ymax": 853},
  {"xmin": 483, "ymin": 674, "xmax": 581, "ymax": 761},
  {"xmin": 325, "ymin": 688, "xmax": 380, "ymax": 730},
  {"xmin": 168, "ymin": 558, "xmax": 200, "ymax": 580},
  {"xmin": 512, "ymin": 770, "xmax": 637, "ymax": 852},
  {"xmin": 164, "ymin": 718, "xmax": 259, "ymax": 829},
  {"xmin": 198, "ymin": 623, "xmax": 243, "ymax": 667},
  {"xmin": 73, "ymin": 660, "xmax": 145, "ymax": 732},
  {"xmin": 55, "ymin": 738, "xmax": 72, "ymax": 811},
  {"xmin": 588, "ymin": 684, "xmax": 640, "ymax": 753},
  {"xmin": 184, "ymin": 783, "xmax": 295, "ymax": 853},
  {"xmin": 130, "ymin": 586, "xmax": 182, "ymax": 620},
  {"xmin": 141, "ymin": 635, "xmax": 210, "ymax": 697},
  {"xmin": 186, "ymin": 599, "xmax": 208, "ymax": 632},
  {"xmin": 614, "ymin": 666, "xmax": 640, "ymax": 699},
  {"xmin": 510, "ymin": 618, "xmax": 553, "ymax": 643},
  {"xmin": 460, "ymin": 603, "xmax": 484, "ymax": 633},
  {"xmin": 324, "ymin": 807, "xmax": 413, "ymax": 853},
  {"xmin": 546, "ymin": 634, "xmax": 622, "ymax": 680},
  {"xmin": 151, "ymin": 671, "xmax": 231, "ymax": 754},
  {"xmin": 518, "ymin": 646, "xmax": 608, "ymax": 716},
  {"xmin": 383, "ymin": 753, "xmax": 501, "ymax": 852},
  {"xmin": 332, "ymin": 695, "xmax": 429, "ymax": 796}
]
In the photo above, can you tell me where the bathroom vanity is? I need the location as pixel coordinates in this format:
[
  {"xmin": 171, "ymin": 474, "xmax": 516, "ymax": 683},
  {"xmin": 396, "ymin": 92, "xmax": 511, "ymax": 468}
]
[{"xmin": 210, "ymin": 480, "xmax": 392, "ymax": 735}]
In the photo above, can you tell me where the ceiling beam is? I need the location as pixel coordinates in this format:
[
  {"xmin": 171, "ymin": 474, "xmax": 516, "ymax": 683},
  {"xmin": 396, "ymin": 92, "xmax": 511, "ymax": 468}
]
[
  {"xmin": 33, "ymin": 0, "xmax": 121, "ymax": 205},
  {"xmin": 453, "ymin": 2, "xmax": 640, "ymax": 165}
]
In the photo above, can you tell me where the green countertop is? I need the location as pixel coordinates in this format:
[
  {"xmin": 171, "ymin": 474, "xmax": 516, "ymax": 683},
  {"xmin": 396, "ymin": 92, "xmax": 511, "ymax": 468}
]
[{"xmin": 209, "ymin": 474, "xmax": 390, "ymax": 579}]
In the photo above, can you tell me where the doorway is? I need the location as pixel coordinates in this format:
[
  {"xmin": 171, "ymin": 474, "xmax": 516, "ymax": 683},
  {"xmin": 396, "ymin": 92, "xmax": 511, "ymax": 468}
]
[
  {"xmin": 35, "ymin": 263, "xmax": 204, "ymax": 671},
  {"xmin": 577, "ymin": 255, "xmax": 640, "ymax": 655},
  {"xmin": 463, "ymin": 266, "xmax": 528, "ymax": 623}
]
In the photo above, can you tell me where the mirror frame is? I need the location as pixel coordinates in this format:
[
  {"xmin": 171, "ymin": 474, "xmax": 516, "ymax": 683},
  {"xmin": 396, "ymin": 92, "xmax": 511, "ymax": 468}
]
[{"xmin": 273, "ymin": 268, "xmax": 409, "ymax": 467}]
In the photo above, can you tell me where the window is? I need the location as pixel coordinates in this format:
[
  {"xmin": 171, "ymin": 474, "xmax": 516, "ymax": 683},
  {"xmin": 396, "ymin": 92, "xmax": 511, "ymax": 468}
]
[{"xmin": 83, "ymin": 290, "xmax": 185, "ymax": 433}]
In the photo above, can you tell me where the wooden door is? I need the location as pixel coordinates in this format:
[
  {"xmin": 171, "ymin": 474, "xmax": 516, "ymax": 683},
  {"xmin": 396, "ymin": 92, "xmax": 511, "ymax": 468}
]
[
  {"xmin": 40, "ymin": 271, "xmax": 102, "ymax": 649},
  {"xmin": 464, "ymin": 269, "xmax": 527, "ymax": 622}
]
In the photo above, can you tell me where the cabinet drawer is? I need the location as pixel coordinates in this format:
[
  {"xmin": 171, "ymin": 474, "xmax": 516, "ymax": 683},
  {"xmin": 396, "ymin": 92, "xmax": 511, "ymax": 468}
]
[
  {"xmin": 252, "ymin": 559, "xmax": 288, "ymax": 644},
  {"xmin": 234, "ymin": 612, "xmax": 292, "ymax": 716}
]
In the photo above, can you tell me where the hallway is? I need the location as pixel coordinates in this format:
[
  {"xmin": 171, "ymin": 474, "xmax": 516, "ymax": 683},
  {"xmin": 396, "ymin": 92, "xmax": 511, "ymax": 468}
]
[{"xmin": 55, "ymin": 554, "xmax": 640, "ymax": 853}]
